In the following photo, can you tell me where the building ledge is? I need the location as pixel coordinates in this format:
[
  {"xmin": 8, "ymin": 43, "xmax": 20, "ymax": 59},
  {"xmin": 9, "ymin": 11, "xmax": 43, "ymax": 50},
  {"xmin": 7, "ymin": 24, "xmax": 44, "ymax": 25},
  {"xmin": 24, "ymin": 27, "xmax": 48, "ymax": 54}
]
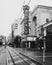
[{"xmin": 38, "ymin": 20, "xmax": 52, "ymax": 29}]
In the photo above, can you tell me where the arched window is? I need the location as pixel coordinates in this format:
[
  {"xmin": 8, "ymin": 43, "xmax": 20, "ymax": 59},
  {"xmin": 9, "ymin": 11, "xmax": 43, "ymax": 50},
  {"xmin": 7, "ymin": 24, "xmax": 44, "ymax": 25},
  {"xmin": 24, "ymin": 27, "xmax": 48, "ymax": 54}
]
[
  {"xmin": 33, "ymin": 16, "xmax": 37, "ymax": 26},
  {"xmin": 46, "ymin": 18, "xmax": 49, "ymax": 22},
  {"xmin": 33, "ymin": 16, "xmax": 37, "ymax": 21}
]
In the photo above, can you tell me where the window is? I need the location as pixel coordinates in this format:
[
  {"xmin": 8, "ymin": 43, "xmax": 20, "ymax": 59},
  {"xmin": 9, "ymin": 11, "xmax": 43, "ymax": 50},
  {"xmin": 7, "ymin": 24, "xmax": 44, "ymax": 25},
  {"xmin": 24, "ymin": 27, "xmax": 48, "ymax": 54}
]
[
  {"xmin": 33, "ymin": 16, "xmax": 37, "ymax": 21},
  {"xmin": 33, "ymin": 16, "xmax": 37, "ymax": 26},
  {"xmin": 29, "ymin": 22, "xmax": 31, "ymax": 26},
  {"xmin": 46, "ymin": 18, "xmax": 49, "ymax": 22},
  {"xmin": 29, "ymin": 28, "xmax": 31, "ymax": 34}
]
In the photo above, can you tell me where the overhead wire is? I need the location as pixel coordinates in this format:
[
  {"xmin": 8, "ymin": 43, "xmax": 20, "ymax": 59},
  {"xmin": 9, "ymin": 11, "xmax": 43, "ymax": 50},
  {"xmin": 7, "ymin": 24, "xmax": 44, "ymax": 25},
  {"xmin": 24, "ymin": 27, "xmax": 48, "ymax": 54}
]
[
  {"xmin": 18, "ymin": 0, "xmax": 25, "ymax": 21},
  {"xmin": 28, "ymin": 0, "xmax": 31, "ymax": 5}
]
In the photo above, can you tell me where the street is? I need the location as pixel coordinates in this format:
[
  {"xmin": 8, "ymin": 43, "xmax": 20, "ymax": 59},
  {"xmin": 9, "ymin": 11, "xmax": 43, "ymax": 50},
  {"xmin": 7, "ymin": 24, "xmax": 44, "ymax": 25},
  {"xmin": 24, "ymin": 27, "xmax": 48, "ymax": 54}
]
[
  {"xmin": 0, "ymin": 0, "xmax": 52, "ymax": 65},
  {"xmin": 0, "ymin": 46, "xmax": 52, "ymax": 65},
  {"xmin": 15, "ymin": 48, "xmax": 52, "ymax": 65},
  {"xmin": 7, "ymin": 46, "xmax": 41, "ymax": 65},
  {"xmin": 0, "ymin": 46, "xmax": 42, "ymax": 65}
]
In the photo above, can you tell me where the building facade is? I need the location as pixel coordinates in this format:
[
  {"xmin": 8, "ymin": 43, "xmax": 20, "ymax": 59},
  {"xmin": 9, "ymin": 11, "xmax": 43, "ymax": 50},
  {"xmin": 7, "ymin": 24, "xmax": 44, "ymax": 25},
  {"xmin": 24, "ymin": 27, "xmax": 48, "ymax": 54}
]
[
  {"xmin": 20, "ymin": 5, "xmax": 37, "ymax": 48},
  {"xmin": 32, "ymin": 5, "xmax": 52, "ymax": 51},
  {"xmin": 32, "ymin": 5, "xmax": 52, "ymax": 38}
]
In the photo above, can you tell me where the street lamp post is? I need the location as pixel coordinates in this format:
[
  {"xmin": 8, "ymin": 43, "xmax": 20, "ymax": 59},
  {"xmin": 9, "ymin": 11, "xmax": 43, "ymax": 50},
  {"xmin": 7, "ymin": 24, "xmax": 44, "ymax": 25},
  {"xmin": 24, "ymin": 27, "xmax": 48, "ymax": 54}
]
[
  {"xmin": 43, "ymin": 28, "xmax": 46, "ymax": 65},
  {"xmin": 43, "ymin": 37, "xmax": 46, "ymax": 65},
  {"xmin": 11, "ymin": 24, "xmax": 14, "ymax": 47},
  {"xmin": 5, "ymin": 36, "xmax": 6, "ymax": 48}
]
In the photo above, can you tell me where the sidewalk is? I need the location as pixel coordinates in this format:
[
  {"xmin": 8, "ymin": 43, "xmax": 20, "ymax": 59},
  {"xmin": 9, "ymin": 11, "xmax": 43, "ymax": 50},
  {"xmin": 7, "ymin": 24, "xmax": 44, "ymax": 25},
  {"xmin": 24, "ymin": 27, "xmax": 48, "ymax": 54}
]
[{"xmin": 15, "ymin": 48, "xmax": 52, "ymax": 65}]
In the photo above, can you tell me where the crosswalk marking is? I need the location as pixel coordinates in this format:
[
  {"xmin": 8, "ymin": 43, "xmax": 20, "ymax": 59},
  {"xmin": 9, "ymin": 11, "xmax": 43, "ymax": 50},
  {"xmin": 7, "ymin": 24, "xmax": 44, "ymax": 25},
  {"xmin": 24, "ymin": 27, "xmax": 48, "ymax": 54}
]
[
  {"xmin": 15, "ymin": 58, "xmax": 27, "ymax": 63},
  {"xmin": 7, "ymin": 48, "xmax": 28, "ymax": 65},
  {"xmin": 7, "ymin": 46, "xmax": 37, "ymax": 65},
  {"xmin": 9, "ymin": 58, "xmax": 28, "ymax": 65},
  {"xmin": 30, "ymin": 63, "xmax": 36, "ymax": 65},
  {"xmin": 8, "ymin": 56, "xmax": 19, "ymax": 60}
]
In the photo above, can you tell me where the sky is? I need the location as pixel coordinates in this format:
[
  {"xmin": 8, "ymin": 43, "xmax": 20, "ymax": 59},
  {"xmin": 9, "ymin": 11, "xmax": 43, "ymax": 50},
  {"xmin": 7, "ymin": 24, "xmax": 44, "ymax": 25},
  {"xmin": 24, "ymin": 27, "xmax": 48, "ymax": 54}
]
[{"xmin": 0, "ymin": 0, "xmax": 52, "ymax": 37}]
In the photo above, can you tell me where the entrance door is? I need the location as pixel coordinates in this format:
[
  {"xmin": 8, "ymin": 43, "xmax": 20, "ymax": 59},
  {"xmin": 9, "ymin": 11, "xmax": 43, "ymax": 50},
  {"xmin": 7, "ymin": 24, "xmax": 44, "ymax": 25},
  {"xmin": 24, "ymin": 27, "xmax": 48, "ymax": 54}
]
[{"xmin": 46, "ymin": 25, "xmax": 52, "ymax": 51}]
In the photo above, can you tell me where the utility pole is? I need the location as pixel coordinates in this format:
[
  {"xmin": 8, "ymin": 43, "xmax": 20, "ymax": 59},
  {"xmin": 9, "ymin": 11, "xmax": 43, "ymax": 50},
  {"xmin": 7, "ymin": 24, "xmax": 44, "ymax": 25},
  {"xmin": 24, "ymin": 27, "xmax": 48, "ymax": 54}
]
[
  {"xmin": 5, "ymin": 36, "xmax": 6, "ymax": 48},
  {"xmin": 43, "ymin": 28, "xmax": 46, "ymax": 65},
  {"xmin": 11, "ymin": 24, "xmax": 14, "ymax": 44}
]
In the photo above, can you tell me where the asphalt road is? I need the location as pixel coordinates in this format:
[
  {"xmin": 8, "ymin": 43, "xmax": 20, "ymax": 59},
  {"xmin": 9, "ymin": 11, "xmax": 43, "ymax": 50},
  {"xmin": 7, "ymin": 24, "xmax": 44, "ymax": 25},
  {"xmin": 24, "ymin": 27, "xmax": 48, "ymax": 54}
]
[
  {"xmin": 13, "ymin": 48, "xmax": 52, "ymax": 65},
  {"xmin": 0, "ymin": 46, "xmax": 52, "ymax": 65},
  {"xmin": 0, "ymin": 46, "xmax": 42, "ymax": 65},
  {"xmin": 7, "ymin": 46, "xmax": 41, "ymax": 65}
]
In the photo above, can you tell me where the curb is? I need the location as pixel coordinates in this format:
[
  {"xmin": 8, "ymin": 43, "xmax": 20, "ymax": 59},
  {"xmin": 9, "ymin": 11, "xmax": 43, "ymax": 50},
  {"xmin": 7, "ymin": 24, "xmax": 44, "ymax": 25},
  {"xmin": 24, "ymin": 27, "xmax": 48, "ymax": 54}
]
[{"xmin": 19, "ymin": 52, "xmax": 42, "ymax": 65}]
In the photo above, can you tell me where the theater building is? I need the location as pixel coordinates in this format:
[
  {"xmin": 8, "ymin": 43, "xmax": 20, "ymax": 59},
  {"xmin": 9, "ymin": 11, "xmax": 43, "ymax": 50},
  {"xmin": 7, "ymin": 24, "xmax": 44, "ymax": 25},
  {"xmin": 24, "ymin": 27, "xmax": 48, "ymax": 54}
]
[
  {"xmin": 32, "ymin": 5, "xmax": 52, "ymax": 51},
  {"xmin": 20, "ymin": 5, "xmax": 37, "ymax": 48}
]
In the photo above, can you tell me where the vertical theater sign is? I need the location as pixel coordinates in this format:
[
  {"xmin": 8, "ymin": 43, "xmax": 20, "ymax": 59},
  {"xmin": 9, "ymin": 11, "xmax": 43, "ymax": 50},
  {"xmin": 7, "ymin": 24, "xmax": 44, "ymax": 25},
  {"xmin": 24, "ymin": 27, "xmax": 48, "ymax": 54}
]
[{"xmin": 23, "ymin": 5, "xmax": 29, "ymax": 35}]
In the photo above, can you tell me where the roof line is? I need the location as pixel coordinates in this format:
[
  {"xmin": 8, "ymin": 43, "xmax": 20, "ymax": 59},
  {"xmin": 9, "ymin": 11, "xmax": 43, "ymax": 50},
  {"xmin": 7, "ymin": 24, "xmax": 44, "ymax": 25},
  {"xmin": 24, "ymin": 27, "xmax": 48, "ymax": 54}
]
[{"xmin": 32, "ymin": 5, "xmax": 52, "ymax": 14}]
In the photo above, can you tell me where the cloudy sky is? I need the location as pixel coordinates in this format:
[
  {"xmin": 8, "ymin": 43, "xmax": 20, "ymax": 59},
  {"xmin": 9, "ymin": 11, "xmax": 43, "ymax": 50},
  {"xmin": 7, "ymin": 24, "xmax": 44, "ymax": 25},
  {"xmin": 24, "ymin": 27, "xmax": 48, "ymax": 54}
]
[{"xmin": 0, "ymin": 0, "xmax": 52, "ymax": 37}]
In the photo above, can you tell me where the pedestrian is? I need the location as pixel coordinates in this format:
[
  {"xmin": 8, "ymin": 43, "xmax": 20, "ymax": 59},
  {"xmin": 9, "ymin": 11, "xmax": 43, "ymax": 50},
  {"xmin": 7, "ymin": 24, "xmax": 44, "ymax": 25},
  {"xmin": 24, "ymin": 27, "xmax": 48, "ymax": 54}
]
[
  {"xmin": 3, "ymin": 42, "xmax": 6, "ymax": 48},
  {"xmin": 5, "ymin": 41, "xmax": 7, "ymax": 48}
]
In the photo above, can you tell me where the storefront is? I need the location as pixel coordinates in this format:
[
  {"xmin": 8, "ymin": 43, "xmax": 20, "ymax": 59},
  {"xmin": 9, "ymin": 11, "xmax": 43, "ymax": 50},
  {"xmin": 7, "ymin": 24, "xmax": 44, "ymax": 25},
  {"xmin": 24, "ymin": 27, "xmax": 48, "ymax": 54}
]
[
  {"xmin": 26, "ymin": 36, "xmax": 37, "ymax": 48},
  {"xmin": 46, "ymin": 24, "xmax": 52, "ymax": 51},
  {"xmin": 21, "ymin": 38, "xmax": 26, "ymax": 48},
  {"xmin": 21, "ymin": 36, "xmax": 37, "ymax": 48},
  {"xmin": 38, "ymin": 21, "xmax": 52, "ymax": 51}
]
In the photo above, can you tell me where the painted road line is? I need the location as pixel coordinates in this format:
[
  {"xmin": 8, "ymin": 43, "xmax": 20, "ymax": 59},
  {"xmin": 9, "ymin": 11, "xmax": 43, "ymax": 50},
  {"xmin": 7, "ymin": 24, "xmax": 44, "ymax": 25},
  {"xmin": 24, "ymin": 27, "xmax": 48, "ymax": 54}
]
[
  {"xmin": 10, "ymin": 58, "xmax": 28, "ymax": 65},
  {"xmin": 30, "ymin": 63, "xmax": 36, "ymax": 65},
  {"xmin": 8, "ymin": 56, "xmax": 19, "ymax": 60},
  {"xmin": 10, "ymin": 48, "xmax": 25, "ymax": 58},
  {"xmin": 34, "ymin": 56, "xmax": 52, "ymax": 57},
  {"xmin": 6, "ymin": 49, "xmax": 12, "ymax": 65},
  {"xmin": 7, "ymin": 47, "xmax": 23, "ymax": 58}
]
